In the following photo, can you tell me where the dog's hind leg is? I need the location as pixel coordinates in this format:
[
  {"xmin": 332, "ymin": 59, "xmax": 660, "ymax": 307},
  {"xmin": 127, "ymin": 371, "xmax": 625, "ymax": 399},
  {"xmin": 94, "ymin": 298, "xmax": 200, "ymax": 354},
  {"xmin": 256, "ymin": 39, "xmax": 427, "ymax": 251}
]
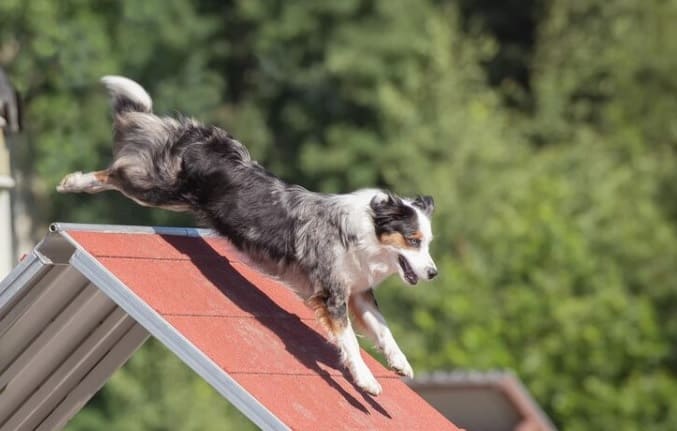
[
  {"xmin": 349, "ymin": 289, "xmax": 413, "ymax": 378},
  {"xmin": 308, "ymin": 290, "xmax": 383, "ymax": 396},
  {"xmin": 57, "ymin": 170, "xmax": 117, "ymax": 194}
]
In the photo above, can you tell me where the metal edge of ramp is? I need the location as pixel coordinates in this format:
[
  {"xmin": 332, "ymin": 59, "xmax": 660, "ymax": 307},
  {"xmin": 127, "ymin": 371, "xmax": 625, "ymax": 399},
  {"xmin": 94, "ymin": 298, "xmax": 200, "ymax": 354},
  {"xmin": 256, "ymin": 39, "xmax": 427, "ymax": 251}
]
[
  {"xmin": 1, "ymin": 225, "xmax": 287, "ymax": 431},
  {"xmin": 57, "ymin": 227, "xmax": 290, "ymax": 431},
  {"xmin": 3, "ymin": 223, "xmax": 460, "ymax": 431}
]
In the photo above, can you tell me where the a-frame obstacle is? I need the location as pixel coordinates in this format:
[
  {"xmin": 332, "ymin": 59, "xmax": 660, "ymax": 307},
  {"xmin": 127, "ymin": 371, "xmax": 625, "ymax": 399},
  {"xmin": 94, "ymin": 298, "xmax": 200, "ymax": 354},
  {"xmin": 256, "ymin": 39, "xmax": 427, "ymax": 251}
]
[{"xmin": 0, "ymin": 223, "xmax": 461, "ymax": 430}]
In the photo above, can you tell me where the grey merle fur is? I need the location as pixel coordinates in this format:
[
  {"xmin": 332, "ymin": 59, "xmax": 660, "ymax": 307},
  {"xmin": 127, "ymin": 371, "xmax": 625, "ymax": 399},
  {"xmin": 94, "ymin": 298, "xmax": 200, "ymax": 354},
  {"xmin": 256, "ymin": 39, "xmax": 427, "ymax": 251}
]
[{"xmin": 106, "ymin": 98, "xmax": 378, "ymax": 313}]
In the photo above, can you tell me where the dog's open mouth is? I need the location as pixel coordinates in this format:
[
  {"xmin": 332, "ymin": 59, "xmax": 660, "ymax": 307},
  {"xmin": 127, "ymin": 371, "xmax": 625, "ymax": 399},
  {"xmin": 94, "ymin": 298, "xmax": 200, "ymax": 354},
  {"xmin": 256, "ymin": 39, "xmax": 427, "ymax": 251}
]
[{"xmin": 398, "ymin": 255, "xmax": 419, "ymax": 285}]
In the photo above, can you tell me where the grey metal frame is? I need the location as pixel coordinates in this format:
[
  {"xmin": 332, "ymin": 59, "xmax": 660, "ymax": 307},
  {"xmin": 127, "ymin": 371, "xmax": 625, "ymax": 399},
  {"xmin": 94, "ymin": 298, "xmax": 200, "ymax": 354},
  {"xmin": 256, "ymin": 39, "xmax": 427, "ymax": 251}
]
[{"xmin": 0, "ymin": 223, "xmax": 289, "ymax": 431}]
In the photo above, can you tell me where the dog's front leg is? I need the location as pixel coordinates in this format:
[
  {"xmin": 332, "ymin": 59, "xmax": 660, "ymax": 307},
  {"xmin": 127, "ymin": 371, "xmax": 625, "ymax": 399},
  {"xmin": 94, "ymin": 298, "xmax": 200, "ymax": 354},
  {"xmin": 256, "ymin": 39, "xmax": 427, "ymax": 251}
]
[
  {"xmin": 349, "ymin": 289, "xmax": 414, "ymax": 378},
  {"xmin": 307, "ymin": 291, "xmax": 383, "ymax": 396}
]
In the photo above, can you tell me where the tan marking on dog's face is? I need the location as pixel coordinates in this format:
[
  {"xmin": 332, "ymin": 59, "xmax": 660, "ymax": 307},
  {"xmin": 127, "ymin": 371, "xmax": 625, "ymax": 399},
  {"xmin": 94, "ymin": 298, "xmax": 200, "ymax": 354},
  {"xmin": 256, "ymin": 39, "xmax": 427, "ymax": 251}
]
[
  {"xmin": 379, "ymin": 232, "xmax": 407, "ymax": 248},
  {"xmin": 378, "ymin": 231, "xmax": 423, "ymax": 249}
]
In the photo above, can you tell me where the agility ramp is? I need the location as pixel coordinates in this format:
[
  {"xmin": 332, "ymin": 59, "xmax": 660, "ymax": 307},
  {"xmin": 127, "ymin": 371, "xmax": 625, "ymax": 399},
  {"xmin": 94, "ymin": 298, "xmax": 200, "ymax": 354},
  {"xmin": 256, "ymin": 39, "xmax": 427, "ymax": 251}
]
[{"xmin": 0, "ymin": 223, "xmax": 460, "ymax": 431}]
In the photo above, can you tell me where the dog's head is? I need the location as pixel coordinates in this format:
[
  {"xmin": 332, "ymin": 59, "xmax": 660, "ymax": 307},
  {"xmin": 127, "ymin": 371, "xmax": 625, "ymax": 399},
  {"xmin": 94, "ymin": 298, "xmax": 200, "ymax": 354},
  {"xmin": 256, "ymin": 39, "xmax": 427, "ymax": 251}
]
[{"xmin": 370, "ymin": 192, "xmax": 437, "ymax": 285}]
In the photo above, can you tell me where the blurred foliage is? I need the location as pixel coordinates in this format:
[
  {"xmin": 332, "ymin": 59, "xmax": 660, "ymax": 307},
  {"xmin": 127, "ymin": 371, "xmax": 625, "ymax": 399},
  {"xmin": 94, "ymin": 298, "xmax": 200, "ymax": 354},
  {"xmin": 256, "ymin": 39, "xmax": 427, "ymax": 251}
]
[
  {"xmin": 68, "ymin": 340, "xmax": 256, "ymax": 431},
  {"xmin": 2, "ymin": 0, "xmax": 677, "ymax": 429}
]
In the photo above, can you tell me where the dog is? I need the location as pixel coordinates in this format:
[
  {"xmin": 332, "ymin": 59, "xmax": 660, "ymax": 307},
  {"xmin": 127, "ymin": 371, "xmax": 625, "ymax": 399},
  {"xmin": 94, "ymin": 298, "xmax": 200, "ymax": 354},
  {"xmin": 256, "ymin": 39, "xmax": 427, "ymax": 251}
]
[{"xmin": 57, "ymin": 76, "xmax": 438, "ymax": 396}]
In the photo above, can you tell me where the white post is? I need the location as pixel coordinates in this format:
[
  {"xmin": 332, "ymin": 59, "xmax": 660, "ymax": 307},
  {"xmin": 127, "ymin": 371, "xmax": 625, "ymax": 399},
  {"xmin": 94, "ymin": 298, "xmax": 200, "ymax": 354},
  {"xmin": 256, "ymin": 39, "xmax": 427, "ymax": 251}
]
[{"xmin": 0, "ymin": 118, "xmax": 15, "ymax": 278}]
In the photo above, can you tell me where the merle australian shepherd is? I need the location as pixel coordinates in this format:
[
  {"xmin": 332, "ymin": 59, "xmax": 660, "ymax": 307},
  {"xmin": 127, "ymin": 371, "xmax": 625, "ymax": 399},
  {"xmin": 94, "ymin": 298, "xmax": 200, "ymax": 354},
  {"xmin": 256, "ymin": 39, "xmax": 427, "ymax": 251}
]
[{"xmin": 57, "ymin": 76, "xmax": 438, "ymax": 396}]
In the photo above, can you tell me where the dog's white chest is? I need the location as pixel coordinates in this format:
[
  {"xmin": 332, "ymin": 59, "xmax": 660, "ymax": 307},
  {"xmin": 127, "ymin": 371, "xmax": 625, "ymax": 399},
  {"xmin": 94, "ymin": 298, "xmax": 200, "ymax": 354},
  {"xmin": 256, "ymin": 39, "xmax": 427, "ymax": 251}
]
[{"xmin": 342, "ymin": 248, "xmax": 395, "ymax": 294}]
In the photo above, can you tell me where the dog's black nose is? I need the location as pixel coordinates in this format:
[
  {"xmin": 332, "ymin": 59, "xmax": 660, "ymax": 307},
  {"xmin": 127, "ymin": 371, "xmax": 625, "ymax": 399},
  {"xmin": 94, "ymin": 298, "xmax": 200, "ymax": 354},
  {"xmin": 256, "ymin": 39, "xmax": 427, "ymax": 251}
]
[{"xmin": 427, "ymin": 268, "xmax": 438, "ymax": 280}]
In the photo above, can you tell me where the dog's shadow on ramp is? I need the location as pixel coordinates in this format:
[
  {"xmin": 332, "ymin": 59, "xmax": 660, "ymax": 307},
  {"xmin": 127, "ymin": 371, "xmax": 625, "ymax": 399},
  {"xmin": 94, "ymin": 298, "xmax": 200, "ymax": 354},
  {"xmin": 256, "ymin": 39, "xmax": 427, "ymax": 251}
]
[{"xmin": 161, "ymin": 235, "xmax": 391, "ymax": 419}]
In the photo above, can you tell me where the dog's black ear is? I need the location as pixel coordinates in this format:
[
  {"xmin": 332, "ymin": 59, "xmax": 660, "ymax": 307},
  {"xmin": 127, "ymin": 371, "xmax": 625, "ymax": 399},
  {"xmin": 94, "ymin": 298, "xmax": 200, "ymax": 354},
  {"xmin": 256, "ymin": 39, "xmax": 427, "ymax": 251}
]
[
  {"xmin": 412, "ymin": 195, "xmax": 435, "ymax": 217},
  {"xmin": 371, "ymin": 192, "xmax": 406, "ymax": 234},
  {"xmin": 370, "ymin": 192, "xmax": 397, "ymax": 212}
]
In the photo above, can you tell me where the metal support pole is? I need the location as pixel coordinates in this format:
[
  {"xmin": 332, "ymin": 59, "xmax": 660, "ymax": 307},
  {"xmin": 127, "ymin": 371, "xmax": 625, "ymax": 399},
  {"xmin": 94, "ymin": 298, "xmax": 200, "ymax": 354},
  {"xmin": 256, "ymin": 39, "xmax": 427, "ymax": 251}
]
[
  {"xmin": 0, "ymin": 124, "xmax": 15, "ymax": 277},
  {"xmin": 0, "ymin": 68, "xmax": 20, "ymax": 278}
]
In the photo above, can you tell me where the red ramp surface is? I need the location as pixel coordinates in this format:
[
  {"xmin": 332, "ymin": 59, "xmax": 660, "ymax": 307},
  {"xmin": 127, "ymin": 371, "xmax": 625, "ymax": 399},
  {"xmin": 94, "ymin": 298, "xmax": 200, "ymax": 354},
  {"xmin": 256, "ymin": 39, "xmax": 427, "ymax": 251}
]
[{"xmin": 0, "ymin": 224, "xmax": 461, "ymax": 431}]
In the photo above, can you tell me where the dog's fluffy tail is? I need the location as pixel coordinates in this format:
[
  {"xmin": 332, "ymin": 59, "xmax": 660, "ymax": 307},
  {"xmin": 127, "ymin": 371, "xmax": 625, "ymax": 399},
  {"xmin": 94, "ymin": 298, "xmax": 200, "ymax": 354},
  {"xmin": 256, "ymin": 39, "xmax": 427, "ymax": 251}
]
[{"xmin": 101, "ymin": 75, "xmax": 152, "ymax": 114}]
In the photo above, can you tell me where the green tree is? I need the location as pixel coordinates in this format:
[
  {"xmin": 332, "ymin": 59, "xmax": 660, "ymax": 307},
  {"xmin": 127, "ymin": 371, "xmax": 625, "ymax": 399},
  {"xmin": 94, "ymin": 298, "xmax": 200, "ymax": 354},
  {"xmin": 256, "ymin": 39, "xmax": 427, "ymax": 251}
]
[
  {"xmin": 1, "ymin": 0, "xmax": 224, "ymax": 229},
  {"xmin": 67, "ymin": 340, "xmax": 256, "ymax": 431},
  {"xmin": 2, "ymin": 1, "xmax": 253, "ymax": 429},
  {"xmin": 3, "ymin": 0, "xmax": 677, "ymax": 429}
]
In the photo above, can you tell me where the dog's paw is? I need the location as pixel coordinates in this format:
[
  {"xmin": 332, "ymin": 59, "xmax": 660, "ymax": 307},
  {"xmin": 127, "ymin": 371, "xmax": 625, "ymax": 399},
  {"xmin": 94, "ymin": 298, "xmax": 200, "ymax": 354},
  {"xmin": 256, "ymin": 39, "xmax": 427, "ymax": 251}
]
[
  {"xmin": 388, "ymin": 352, "xmax": 414, "ymax": 378},
  {"xmin": 56, "ymin": 172, "xmax": 85, "ymax": 193},
  {"xmin": 355, "ymin": 373, "xmax": 383, "ymax": 396}
]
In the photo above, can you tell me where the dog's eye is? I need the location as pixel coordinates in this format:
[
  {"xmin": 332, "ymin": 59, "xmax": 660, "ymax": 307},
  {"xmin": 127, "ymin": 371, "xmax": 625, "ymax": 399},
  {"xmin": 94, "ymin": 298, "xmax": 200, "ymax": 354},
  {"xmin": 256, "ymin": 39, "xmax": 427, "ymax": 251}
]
[{"xmin": 407, "ymin": 237, "xmax": 421, "ymax": 247}]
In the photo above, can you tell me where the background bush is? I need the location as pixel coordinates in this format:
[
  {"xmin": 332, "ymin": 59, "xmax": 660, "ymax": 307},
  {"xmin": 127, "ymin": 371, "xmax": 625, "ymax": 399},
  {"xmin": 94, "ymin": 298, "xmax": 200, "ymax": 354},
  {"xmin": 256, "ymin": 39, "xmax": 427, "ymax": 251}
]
[{"xmin": 2, "ymin": 0, "xmax": 677, "ymax": 429}]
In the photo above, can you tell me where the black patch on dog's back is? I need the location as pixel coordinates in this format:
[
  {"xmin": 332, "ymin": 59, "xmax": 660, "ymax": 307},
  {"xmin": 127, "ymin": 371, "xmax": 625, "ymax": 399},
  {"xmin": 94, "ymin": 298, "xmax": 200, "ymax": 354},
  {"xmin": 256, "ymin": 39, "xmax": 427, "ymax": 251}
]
[{"xmin": 177, "ymin": 133, "xmax": 303, "ymax": 264}]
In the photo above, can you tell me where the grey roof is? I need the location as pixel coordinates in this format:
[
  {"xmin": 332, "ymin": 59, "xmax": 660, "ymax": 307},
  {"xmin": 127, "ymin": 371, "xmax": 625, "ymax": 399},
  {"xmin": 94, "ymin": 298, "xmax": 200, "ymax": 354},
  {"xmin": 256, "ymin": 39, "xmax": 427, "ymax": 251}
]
[
  {"xmin": 0, "ymin": 223, "xmax": 287, "ymax": 431},
  {"xmin": 408, "ymin": 371, "xmax": 557, "ymax": 431}
]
